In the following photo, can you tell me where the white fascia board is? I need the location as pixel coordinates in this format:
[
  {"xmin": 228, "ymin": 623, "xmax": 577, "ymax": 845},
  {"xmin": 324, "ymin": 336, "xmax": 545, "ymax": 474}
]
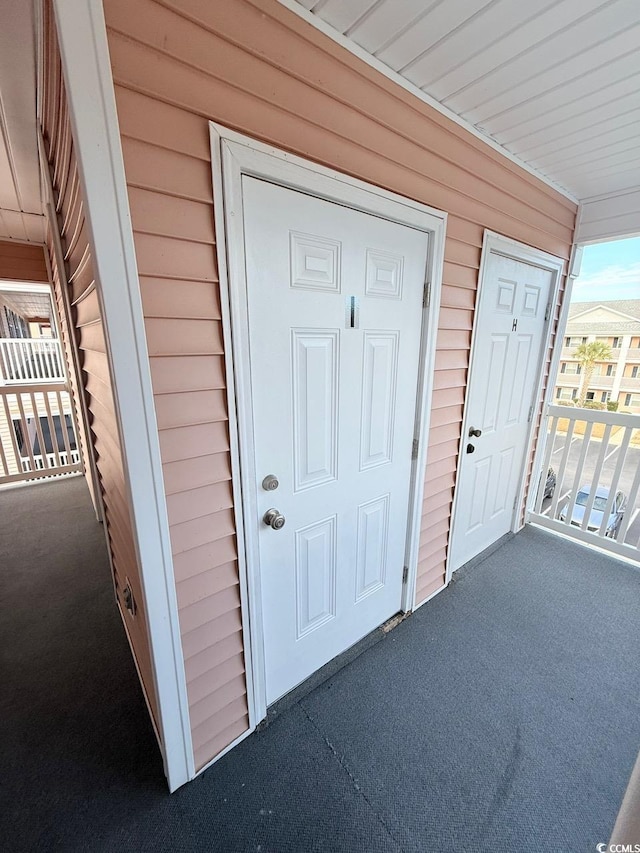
[{"xmin": 277, "ymin": 0, "xmax": 578, "ymax": 205}]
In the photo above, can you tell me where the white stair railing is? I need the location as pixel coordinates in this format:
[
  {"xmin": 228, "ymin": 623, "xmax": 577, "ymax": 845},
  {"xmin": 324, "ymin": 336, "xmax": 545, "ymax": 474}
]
[
  {"xmin": 0, "ymin": 338, "xmax": 65, "ymax": 384},
  {"xmin": 529, "ymin": 404, "xmax": 640, "ymax": 561}
]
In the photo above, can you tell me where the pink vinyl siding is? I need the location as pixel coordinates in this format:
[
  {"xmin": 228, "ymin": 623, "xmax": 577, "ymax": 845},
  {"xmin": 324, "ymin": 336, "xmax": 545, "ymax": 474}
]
[
  {"xmin": 41, "ymin": 2, "xmax": 160, "ymax": 730},
  {"xmin": 103, "ymin": 0, "xmax": 575, "ymax": 769}
]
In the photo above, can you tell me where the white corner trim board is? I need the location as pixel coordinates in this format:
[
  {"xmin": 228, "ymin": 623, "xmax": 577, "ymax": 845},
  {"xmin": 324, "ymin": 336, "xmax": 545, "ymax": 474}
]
[
  {"xmin": 52, "ymin": 0, "xmax": 194, "ymax": 791},
  {"xmin": 209, "ymin": 122, "xmax": 446, "ymax": 730}
]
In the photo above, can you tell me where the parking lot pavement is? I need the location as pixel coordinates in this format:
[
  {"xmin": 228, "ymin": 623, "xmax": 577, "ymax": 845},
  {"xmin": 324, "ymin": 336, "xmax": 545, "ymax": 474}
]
[{"xmin": 537, "ymin": 432, "xmax": 640, "ymax": 548}]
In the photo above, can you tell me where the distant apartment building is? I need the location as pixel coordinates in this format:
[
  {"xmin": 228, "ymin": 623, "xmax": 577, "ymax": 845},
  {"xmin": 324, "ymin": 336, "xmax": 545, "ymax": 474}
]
[{"xmin": 555, "ymin": 299, "xmax": 640, "ymax": 412}]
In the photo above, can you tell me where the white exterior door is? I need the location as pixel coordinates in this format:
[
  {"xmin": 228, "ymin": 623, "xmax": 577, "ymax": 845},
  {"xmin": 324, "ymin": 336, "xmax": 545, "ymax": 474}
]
[
  {"xmin": 450, "ymin": 250, "xmax": 553, "ymax": 572},
  {"xmin": 242, "ymin": 176, "xmax": 429, "ymax": 704}
]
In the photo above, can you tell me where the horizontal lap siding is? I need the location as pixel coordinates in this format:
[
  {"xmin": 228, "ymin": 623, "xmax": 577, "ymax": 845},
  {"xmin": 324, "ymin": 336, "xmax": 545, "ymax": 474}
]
[
  {"xmin": 104, "ymin": 0, "xmax": 574, "ymax": 768},
  {"xmin": 0, "ymin": 241, "xmax": 48, "ymax": 282},
  {"xmin": 112, "ymin": 76, "xmax": 248, "ymax": 770},
  {"xmin": 41, "ymin": 2, "xmax": 159, "ymax": 728}
]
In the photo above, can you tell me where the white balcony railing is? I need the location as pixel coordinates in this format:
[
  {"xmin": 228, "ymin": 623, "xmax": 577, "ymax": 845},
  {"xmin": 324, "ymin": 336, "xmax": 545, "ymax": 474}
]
[
  {"xmin": 0, "ymin": 338, "xmax": 65, "ymax": 384},
  {"xmin": 529, "ymin": 404, "xmax": 640, "ymax": 561},
  {"xmin": 0, "ymin": 382, "xmax": 82, "ymax": 485}
]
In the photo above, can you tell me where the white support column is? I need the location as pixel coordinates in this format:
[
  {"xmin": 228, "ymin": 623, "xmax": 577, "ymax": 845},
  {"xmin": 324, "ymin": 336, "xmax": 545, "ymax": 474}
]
[{"xmin": 53, "ymin": 0, "xmax": 193, "ymax": 790}]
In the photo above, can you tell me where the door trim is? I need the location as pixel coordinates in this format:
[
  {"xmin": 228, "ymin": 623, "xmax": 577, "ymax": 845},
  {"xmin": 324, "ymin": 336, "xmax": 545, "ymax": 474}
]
[
  {"xmin": 210, "ymin": 123, "xmax": 447, "ymax": 724},
  {"xmin": 446, "ymin": 230, "xmax": 566, "ymax": 581}
]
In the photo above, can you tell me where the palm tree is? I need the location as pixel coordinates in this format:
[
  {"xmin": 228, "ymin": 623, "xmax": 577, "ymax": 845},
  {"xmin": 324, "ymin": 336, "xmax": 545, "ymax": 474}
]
[{"xmin": 572, "ymin": 340, "xmax": 612, "ymax": 406}]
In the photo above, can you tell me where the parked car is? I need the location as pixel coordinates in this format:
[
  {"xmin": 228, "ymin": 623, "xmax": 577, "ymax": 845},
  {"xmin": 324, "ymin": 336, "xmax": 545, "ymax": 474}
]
[
  {"xmin": 543, "ymin": 468, "xmax": 556, "ymax": 499},
  {"xmin": 559, "ymin": 485, "xmax": 626, "ymax": 537}
]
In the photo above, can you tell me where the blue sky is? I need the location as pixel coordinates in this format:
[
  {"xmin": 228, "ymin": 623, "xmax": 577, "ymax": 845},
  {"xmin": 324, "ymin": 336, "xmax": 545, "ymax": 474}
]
[{"xmin": 572, "ymin": 236, "xmax": 640, "ymax": 302}]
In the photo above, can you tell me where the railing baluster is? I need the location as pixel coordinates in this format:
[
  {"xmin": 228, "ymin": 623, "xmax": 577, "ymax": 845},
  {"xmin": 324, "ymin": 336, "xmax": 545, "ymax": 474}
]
[
  {"xmin": 56, "ymin": 389, "xmax": 73, "ymax": 462},
  {"xmin": 14, "ymin": 391, "xmax": 37, "ymax": 473},
  {"xmin": 617, "ymin": 457, "xmax": 640, "ymax": 548},
  {"xmin": 0, "ymin": 426, "xmax": 9, "ymax": 477},
  {"xmin": 21, "ymin": 340, "xmax": 31, "ymax": 381},
  {"xmin": 580, "ymin": 423, "xmax": 613, "ymax": 532},
  {"xmin": 29, "ymin": 392, "xmax": 50, "ymax": 472},
  {"xmin": 563, "ymin": 419, "xmax": 594, "ymax": 528},
  {"xmin": 534, "ymin": 414, "xmax": 557, "ymax": 514},
  {"xmin": 9, "ymin": 341, "xmax": 21, "ymax": 381},
  {"xmin": 42, "ymin": 390, "xmax": 62, "ymax": 469},
  {"xmin": 599, "ymin": 426, "xmax": 632, "ymax": 538},
  {"xmin": 1, "ymin": 391, "xmax": 22, "ymax": 474},
  {"xmin": 0, "ymin": 342, "xmax": 10, "ymax": 382},
  {"xmin": 551, "ymin": 414, "xmax": 577, "ymax": 520}
]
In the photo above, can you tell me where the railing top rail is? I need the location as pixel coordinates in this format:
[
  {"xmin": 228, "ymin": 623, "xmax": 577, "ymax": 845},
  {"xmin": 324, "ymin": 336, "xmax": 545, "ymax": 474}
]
[
  {"xmin": 547, "ymin": 404, "xmax": 640, "ymax": 428},
  {"xmin": 0, "ymin": 381, "xmax": 69, "ymax": 395},
  {"xmin": 0, "ymin": 336, "xmax": 61, "ymax": 342}
]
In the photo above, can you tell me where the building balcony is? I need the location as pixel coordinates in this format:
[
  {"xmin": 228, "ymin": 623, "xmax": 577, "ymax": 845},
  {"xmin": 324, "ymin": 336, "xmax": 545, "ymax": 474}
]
[
  {"xmin": 0, "ymin": 337, "xmax": 65, "ymax": 385},
  {"xmin": 588, "ymin": 374, "xmax": 615, "ymax": 388},
  {"xmin": 530, "ymin": 404, "xmax": 640, "ymax": 562},
  {"xmin": 619, "ymin": 376, "xmax": 640, "ymax": 392},
  {"xmin": 556, "ymin": 374, "xmax": 581, "ymax": 387},
  {"xmin": 625, "ymin": 348, "xmax": 640, "ymax": 362},
  {"xmin": 1, "ymin": 475, "xmax": 639, "ymax": 851}
]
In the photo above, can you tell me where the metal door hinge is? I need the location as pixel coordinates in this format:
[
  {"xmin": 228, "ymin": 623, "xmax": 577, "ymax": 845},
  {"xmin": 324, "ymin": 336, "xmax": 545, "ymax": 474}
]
[
  {"xmin": 544, "ymin": 302, "xmax": 551, "ymax": 322},
  {"xmin": 412, "ymin": 438, "xmax": 419, "ymax": 459},
  {"xmin": 403, "ymin": 566, "xmax": 409, "ymax": 584},
  {"xmin": 423, "ymin": 281, "xmax": 431, "ymax": 308},
  {"xmin": 527, "ymin": 404, "xmax": 534, "ymax": 423}
]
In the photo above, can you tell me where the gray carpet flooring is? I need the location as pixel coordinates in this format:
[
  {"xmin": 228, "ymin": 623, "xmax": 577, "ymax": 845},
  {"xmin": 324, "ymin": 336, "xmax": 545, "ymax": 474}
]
[{"xmin": 1, "ymin": 476, "xmax": 638, "ymax": 852}]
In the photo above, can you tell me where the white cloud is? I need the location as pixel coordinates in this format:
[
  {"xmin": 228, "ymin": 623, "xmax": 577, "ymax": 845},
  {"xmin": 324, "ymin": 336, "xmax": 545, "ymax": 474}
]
[{"xmin": 572, "ymin": 262, "xmax": 640, "ymax": 301}]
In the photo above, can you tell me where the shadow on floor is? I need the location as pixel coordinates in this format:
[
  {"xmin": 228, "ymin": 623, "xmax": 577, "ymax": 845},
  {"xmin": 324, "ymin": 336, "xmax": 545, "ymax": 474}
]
[{"xmin": 1, "ymin": 477, "xmax": 639, "ymax": 852}]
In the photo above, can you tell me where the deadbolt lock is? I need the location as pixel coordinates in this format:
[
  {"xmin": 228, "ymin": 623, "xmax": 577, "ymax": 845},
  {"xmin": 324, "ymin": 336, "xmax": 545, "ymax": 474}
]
[{"xmin": 262, "ymin": 474, "xmax": 279, "ymax": 491}]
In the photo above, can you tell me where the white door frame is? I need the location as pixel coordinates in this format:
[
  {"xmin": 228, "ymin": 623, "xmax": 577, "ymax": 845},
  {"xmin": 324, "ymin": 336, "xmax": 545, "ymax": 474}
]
[
  {"xmin": 446, "ymin": 231, "xmax": 566, "ymax": 583},
  {"xmin": 210, "ymin": 123, "xmax": 446, "ymax": 724}
]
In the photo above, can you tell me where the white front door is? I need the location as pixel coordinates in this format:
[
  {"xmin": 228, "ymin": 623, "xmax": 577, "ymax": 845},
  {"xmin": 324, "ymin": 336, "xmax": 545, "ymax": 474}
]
[
  {"xmin": 450, "ymin": 250, "xmax": 553, "ymax": 572},
  {"xmin": 242, "ymin": 176, "xmax": 429, "ymax": 704}
]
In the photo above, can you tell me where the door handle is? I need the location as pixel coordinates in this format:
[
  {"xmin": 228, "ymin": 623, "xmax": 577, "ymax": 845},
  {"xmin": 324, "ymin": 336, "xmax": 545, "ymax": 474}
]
[
  {"xmin": 466, "ymin": 443, "xmax": 475, "ymax": 454},
  {"xmin": 263, "ymin": 508, "xmax": 286, "ymax": 530},
  {"xmin": 468, "ymin": 427, "xmax": 482, "ymax": 438}
]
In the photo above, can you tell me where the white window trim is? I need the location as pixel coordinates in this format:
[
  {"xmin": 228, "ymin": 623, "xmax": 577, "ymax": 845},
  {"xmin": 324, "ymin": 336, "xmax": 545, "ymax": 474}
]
[
  {"xmin": 447, "ymin": 231, "xmax": 566, "ymax": 581},
  {"xmin": 53, "ymin": 0, "xmax": 193, "ymax": 791},
  {"xmin": 210, "ymin": 123, "xmax": 447, "ymax": 726}
]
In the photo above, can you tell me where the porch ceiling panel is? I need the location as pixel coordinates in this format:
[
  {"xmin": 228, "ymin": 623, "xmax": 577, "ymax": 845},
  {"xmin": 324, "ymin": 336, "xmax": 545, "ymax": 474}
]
[
  {"xmin": 0, "ymin": 0, "xmax": 45, "ymax": 244},
  {"xmin": 292, "ymin": 0, "xmax": 640, "ymax": 234}
]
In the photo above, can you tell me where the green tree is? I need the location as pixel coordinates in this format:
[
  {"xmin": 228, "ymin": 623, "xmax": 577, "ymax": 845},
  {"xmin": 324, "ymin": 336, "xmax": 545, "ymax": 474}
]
[{"xmin": 572, "ymin": 340, "xmax": 612, "ymax": 406}]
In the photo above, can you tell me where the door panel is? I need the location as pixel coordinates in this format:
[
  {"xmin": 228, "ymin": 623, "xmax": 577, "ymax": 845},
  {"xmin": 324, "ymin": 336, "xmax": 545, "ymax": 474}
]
[
  {"xmin": 242, "ymin": 176, "xmax": 429, "ymax": 703},
  {"xmin": 450, "ymin": 251, "xmax": 552, "ymax": 571}
]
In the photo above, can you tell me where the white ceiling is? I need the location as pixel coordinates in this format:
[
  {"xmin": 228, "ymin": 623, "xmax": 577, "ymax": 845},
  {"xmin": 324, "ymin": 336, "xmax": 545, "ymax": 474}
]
[
  {"xmin": 0, "ymin": 0, "xmax": 638, "ymax": 248},
  {"xmin": 0, "ymin": 289, "xmax": 52, "ymax": 321},
  {"xmin": 291, "ymin": 0, "xmax": 640, "ymax": 204},
  {"xmin": 0, "ymin": 0, "xmax": 44, "ymax": 244}
]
